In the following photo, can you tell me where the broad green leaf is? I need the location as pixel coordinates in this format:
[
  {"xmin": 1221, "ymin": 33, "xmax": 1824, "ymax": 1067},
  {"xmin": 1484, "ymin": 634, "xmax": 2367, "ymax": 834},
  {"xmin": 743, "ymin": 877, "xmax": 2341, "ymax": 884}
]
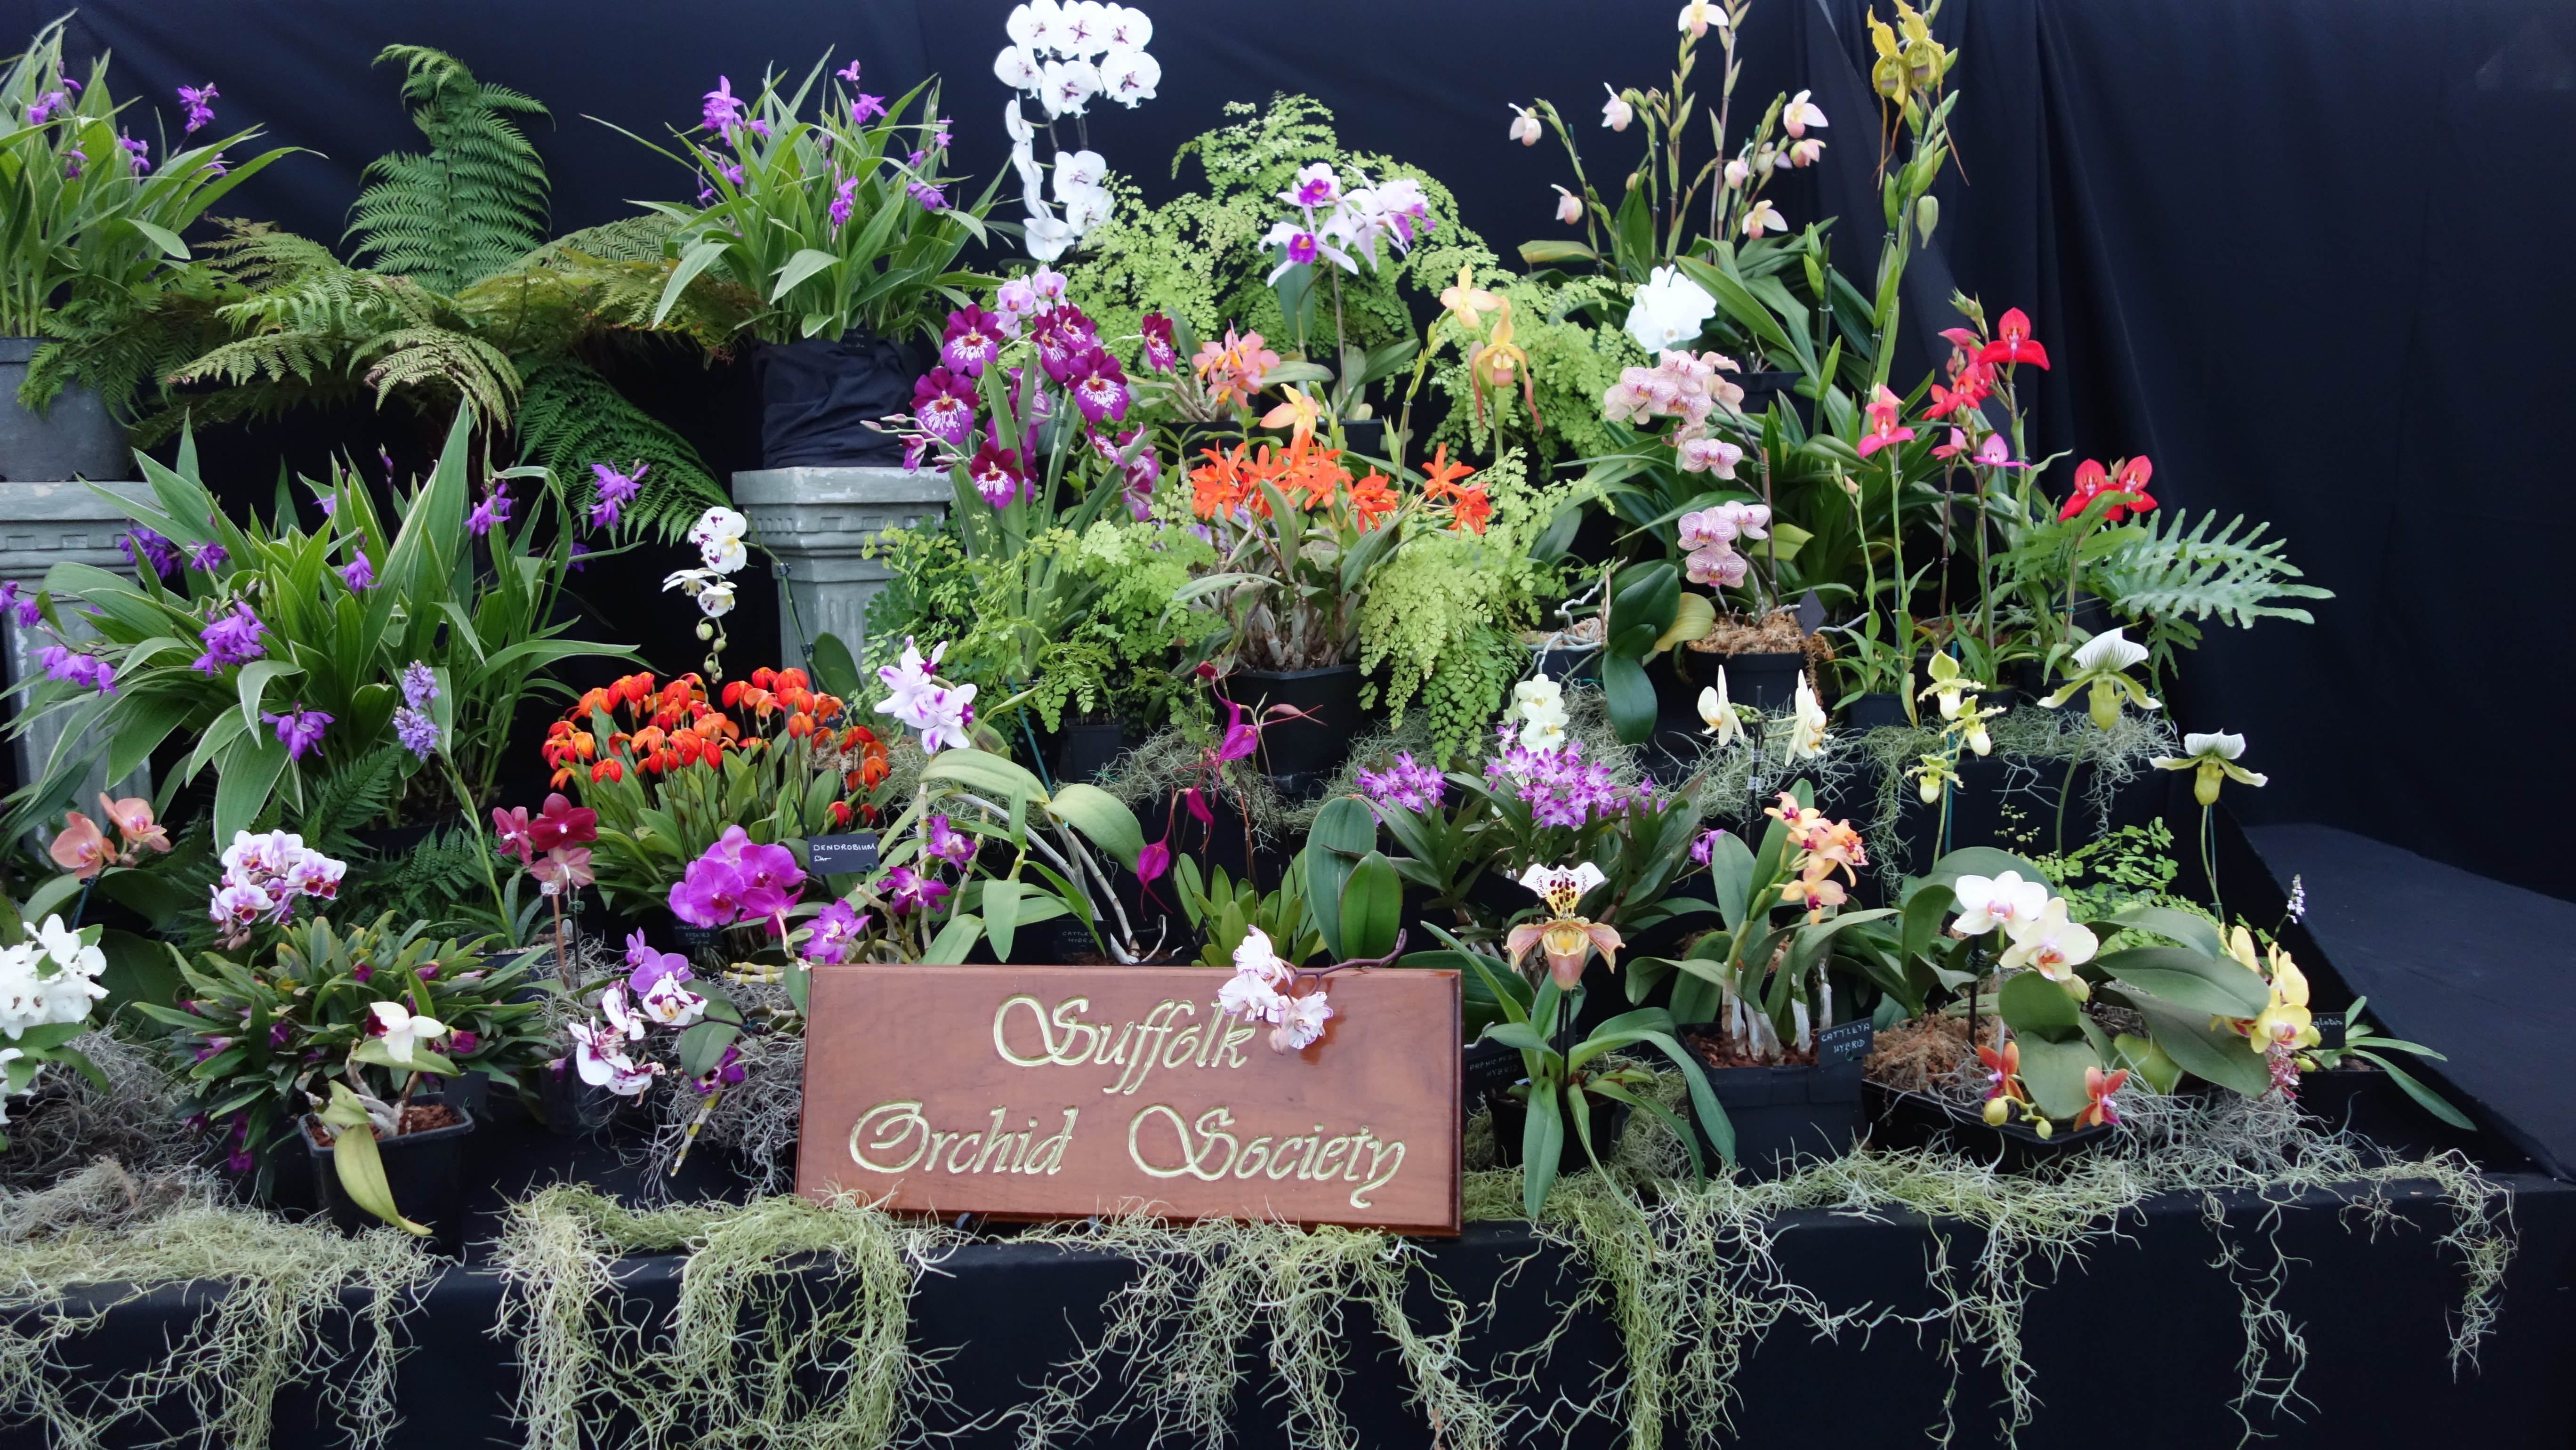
[
  {"xmin": 1339, "ymin": 852, "xmax": 1403, "ymax": 961},
  {"xmin": 2013, "ymin": 1035, "xmax": 2098, "ymax": 1121},
  {"xmin": 212, "ymin": 733, "xmax": 291, "ymax": 843},
  {"xmin": 1047, "ymin": 782, "xmax": 1144, "ymax": 870},
  {"xmin": 1602, "ymin": 654, "xmax": 1656, "ymax": 745},
  {"xmin": 233, "ymin": 660, "xmax": 304, "ymax": 734},
  {"xmin": 2106, "ymin": 904, "xmax": 2225, "ymax": 959},
  {"xmin": 921, "ymin": 748, "xmax": 1049, "ymax": 803},
  {"xmin": 921, "ymin": 912, "xmax": 984, "ymax": 965},
  {"xmin": 1997, "ymin": 970, "xmax": 2085, "ymax": 1042},
  {"xmin": 2129, "ymin": 994, "xmax": 2273, "ymax": 1098},
  {"xmin": 2095, "ymin": 946, "xmax": 2270, "ymax": 1018},
  {"xmin": 984, "ymin": 878, "xmax": 1022, "ymax": 961},
  {"xmin": 318, "ymin": 1085, "xmax": 429, "ymax": 1235},
  {"xmin": 769, "ymin": 247, "xmax": 843, "ymax": 303}
]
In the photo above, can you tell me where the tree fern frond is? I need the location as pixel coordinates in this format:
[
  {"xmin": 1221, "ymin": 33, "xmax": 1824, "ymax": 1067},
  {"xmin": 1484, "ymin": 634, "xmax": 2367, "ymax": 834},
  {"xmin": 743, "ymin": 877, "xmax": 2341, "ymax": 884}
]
[
  {"xmin": 295, "ymin": 748, "xmax": 407, "ymax": 855},
  {"xmin": 348, "ymin": 45, "xmax": 551, "ymax": 294},
  {"xmin": 2088, "ymin": 509, "xmax": 2335, "ymax": 629},
  {"xmin": 518, "ymin": 357, "xmax": 727, "ymax": 541}
]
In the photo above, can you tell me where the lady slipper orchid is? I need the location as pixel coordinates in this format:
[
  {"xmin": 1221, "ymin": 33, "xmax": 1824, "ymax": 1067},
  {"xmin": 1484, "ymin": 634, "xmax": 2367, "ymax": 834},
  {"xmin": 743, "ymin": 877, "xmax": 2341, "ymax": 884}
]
[
  {"xmin": 1553, "ymin": 184, "xmax": 1582, "ymax": 225},
  {"xmin": 2153, "ymin": 731, "xmax": 2267, "ymax": 806},
  {"xmin": 1507, "ymin": 863, "xmax": 1620, "ymax": 989},
  {"xmin": 2040, "ymin": 627, "xmax": 2161, "ymax": 729}
]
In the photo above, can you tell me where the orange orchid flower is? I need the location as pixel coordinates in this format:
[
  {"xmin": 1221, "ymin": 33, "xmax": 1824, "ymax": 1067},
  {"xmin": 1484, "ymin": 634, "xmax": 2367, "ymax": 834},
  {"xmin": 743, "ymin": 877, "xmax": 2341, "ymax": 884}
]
[
  {"xmin": 48, "ymin": 811, "xmax": 107, "ymax": 880},
  {"xmin": 2074, "ymin": 1066, "xmax": 2130, "ymax": 1130}
]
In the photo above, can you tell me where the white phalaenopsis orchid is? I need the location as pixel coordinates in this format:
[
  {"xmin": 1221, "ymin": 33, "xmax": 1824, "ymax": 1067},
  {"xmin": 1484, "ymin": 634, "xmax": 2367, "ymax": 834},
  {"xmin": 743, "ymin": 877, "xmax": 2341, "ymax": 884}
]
[
  {"xmin": 1697, "ymin": 667, "xmax": 1742, "ymax": 747},
  {"xmin": 1949, "ymin": 870, "xmax": 2048, "ymax": 936},
  {"xmin": 599, "ymin": 983, "xmax": 646, "ymax": 1041},
  {"xmin": 997, "ymin": 3, "xmax": 1158, "ymax": 257},
  {"xmin": 368, "ymin": 1000, "xmax": 449, "ymax": 1065},
  {"xmin": 688, "ymin": 506, "xmax": 749, "ymax": 574},
  {"xmin": 568, "ymin": 1020, "xmax": 660, "ymax": 1096},
  {"xmin": 1783, "ymin": 673, "xmax": 1829, "ymax": 761},
  {"xmin": 1271, "ymin": 991, "xmax": 1333, "ymax": 1053},
  {"xmin": 1624, "ymin": 265, "xmax": 1717, "ymax": 352},
  {"xmin": 2001, "ymin": 898, "xmax": 2099, "ymax": 984},
  {"xmin": 1215, "ymin": 926, "xmax": 1333, "ymax": 1054},
  {"xmin": 639, "ymin": 974, "xmax": 708, "ymax": 1029}
]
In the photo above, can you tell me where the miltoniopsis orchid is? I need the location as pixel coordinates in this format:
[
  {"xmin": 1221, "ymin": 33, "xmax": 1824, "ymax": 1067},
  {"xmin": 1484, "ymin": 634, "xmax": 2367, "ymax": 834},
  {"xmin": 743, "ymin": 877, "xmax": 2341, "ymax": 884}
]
[
  {"xmin": 2040, "ymin": 627, "xmax": 2160, "ymax": 729},
  {"xmin": 1507, "ymin": 862, "xmax": 1621, "ymax": 990}
]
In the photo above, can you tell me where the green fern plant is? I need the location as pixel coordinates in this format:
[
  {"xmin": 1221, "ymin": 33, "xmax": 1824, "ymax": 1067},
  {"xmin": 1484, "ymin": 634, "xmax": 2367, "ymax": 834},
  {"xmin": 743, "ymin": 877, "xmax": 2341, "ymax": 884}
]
[
  {"xmin": 347, "ymin": 45, "xmax": 551, "ymax": 295},
  {"xmin": 2086, "ymin": 509, "xmax": 2334, "ymax": 672},
  {"xmin": 515, "ymin": 358, "xmax": 728, "ymax": 541},
  {"xmin": 293, "ymin": 748, "xmax": 409, "ymax": 859}
]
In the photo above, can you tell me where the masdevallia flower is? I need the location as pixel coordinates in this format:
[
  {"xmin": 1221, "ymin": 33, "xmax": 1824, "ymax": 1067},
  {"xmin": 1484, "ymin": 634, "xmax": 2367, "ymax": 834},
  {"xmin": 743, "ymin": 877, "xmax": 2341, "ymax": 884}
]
[{"xmin": 2153, "ymin": 730, "xmax": 2267, "ymax": 806}]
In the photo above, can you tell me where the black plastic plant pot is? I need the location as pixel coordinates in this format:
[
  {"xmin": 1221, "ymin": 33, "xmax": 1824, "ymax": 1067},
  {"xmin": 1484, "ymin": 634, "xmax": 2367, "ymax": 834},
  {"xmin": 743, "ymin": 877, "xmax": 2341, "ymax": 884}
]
[
  {"xmin": 302, "ymin": 1103, "xmax": 476, "ymax": 1247},
  {"xmin": 750, "ymin": 331, "xmax": 922, "ymax": 467},
  {"xmin": 230, "ymin": 1128, "xmax": 319, "ymax": 1215},
  {"xmin": 1868, "ymin": 1083, "xmax": 2114, "ymax": 1171},
  {"xmin": 1488, "ymin": 1087, "xmax": 1631, "ymax": 1171},
  {"xmin": 1843, "ymin": 693, "xmax": 1913, "ymax": 732},
  {"xmin": 540, "ymin": 1059, "xmax": 629, "ymax": 1137},
  {"xmin": 1700, "ymin": 1061, "xmax": 1867, "ymax": 1181},
  {"xmin": 2297, "ymin": 1067, "xmax": 2471, "ymax": 1160},
  {"xmin": 1734, "ymin": 369, "xmax": 1810, "ymax": 425},
  {"xmin": 1052, "ymin": 716, "xmax": 1132, "ymax": 785},
  {"xmin": 1686, "ymin": 649, "xmax": 1809, "ymax": 714},
  {"xmin": 1232, "ymin": 663, "xmax": 1366, "ymax": 798}
]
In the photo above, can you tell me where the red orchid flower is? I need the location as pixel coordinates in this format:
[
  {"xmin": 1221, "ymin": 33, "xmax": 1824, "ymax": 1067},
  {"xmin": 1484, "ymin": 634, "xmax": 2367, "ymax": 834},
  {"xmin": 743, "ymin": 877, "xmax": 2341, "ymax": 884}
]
[
  {"xmin": 528, "ymin": 792, "xmax": 599, "ymax": 852},
  {"xmin": 1938, "ymin": 325, "xmax": 1983, "ymax": 352},
  {"xmin": 1977, "ymin": 308, "xmax": 2050, "ymax": 369},
  {"xmin": 1932, "ymin": 427, "xmax": 1972, "ymax": 460},
  {"xmin": 2075, "ymin": 1065, "xmax": 2130, "ymax": 1129},
  {"xmin": 2056, "ymin": 456, "xmax": 2158, "ymax": 523},
  {"xmin": 1924, "ymin": 379, "xmax": 1985, "ymax": 419},
  {"xmin": 491, "ymin": 806, "xmax": 535, "ymax": 866},
  {"xmin": 1856, "ymin": 385, "xmax": 1917, "ymax": 458}
]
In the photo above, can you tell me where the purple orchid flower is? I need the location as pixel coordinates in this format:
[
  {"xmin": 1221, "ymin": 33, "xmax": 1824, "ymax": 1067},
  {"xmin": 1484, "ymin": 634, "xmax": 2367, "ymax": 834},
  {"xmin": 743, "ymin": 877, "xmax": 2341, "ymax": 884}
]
[
  {"xmin": 338, "ymin": 552, "xmax": 375, "ymax": 590},
  {"xmin": 910, "ymin": 367, "xmax": 976, "ymax": 450},
  {"xmin": 192, "ymin": 603, "xmax": 268, "ymax": 673},
  {"xmin": 941, "ymin": 307, "xmax": 1004, "ymax": 377},
  {"xmin": 177, "ymin": 81, "xmax": 218, "ymax": 133},
  {"xmin": 260, "ymin": 705, "xmax": 333, "ymax": 762}
]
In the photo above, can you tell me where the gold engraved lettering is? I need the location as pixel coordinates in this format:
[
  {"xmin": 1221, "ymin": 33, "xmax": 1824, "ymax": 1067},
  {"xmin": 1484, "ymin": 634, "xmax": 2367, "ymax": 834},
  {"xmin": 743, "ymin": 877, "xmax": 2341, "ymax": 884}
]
[
  {"xmin": 1162, "ymin": 1022, "xmax": 1202, "ymax": 1069},
  {"xmin": 1093, "ymin": 1020, "xmax": 1134, "ymax": 1068},
  {"xmin": 1216, "ymin": 1018, "xmax": 1256, "ymax": 1068},
  {"xmin": 1310, "ymin": 1135, "xmax": 1352, "ymax": 1181},
  {"xmin": 1343, "ymin": 1129, "xmax": 1375, "ymax": 1180},
  {"xmin": 1350, "ymin": 1139, "xmax": 1406, "ymax": 1209},
  {"xmin": 1126, "ymin": 1104, "xmax": 1240, "ymax": 1181},
  {"xmin": 1110, "ymin": 1000, "xmax": 1188, "ymax": 1096},
  {"xmin": 945, "ymin": 1131, "xmax": 984, "ymax": 1173},
  {"xmin": 1049, "ymin": 999, "xmax": 1099, "ymax": 1066},
  {"xmin": 1265, "ymin": 1137, "xmax": 1307, "ymax": 1180},
  {"xmin": 1232, "ymin": 1136, "xmax": 1273, "ymax": 1178},
  {"xmin": 970, "ymin": 1109, "xmax": 1013, "ymax": 1172},
  {"xmin": 993, "ymin": 995, "xmax": 1057, "ymax": 1066},
  {"xmin": 1022, "ymin": 1109, "xmax": 1079, "ymax": 1175},
  {"xmin": 848, "ymin": 1101, "xmax": 929, "ymax": 1174}
]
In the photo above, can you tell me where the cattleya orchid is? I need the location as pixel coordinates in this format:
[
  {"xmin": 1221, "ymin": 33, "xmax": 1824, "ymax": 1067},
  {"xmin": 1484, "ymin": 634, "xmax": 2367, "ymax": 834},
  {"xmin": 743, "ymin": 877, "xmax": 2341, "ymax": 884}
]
[
  {"xmin": 2153, "ymin": 731, "xmax": 2267, "ymax": 806},
  {"xmin": 1507, "ymin": 862, "xmax": 1621, "ymax": 990},
  {"xmin": 2041, "ymin": 627, "xmax": 2160, "ymax": 730}
]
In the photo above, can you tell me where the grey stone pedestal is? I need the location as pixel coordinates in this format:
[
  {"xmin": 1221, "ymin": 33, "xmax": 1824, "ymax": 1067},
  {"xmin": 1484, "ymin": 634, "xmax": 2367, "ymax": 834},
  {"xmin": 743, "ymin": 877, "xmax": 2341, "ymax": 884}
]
[
  {"xmin": 731, "ymin": 467, "xmax": 952, "ymax": 675},
  {"xmin": 0, "ymin": 480, "xmax": 154, "ymax": 810}
]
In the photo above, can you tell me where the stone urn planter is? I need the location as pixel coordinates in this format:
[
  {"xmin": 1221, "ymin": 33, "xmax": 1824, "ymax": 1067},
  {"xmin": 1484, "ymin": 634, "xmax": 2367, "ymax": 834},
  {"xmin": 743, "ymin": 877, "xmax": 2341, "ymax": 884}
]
[
  {"xmin": 0, "ymin": 338, "xmax": 129, "ymax": 484},
  {"xmin": 730, "ymin": 467, "xmax": 954, "ymax": 674},
  {"xmin": 0, "ymin": 477, "xmax": 153, "ymax": 805}
]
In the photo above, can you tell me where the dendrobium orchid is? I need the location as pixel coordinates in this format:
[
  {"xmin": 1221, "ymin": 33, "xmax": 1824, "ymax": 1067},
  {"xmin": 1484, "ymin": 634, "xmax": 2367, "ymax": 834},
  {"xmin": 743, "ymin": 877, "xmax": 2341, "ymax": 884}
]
[
  {"xmin": 2153, "ymin": 731, "xmax": 2267, "ymax": 806},
  {"xmin": 367, "ymin": 1000, "xmax": 448, "ymax": 1066},
  {"xmin": 2040, "ymin": 627, "xmax": 2160, "ymax": 729},
  {"xmin": 1507, "ymin": 862, "xmax": 1620, "ymax": 989}
]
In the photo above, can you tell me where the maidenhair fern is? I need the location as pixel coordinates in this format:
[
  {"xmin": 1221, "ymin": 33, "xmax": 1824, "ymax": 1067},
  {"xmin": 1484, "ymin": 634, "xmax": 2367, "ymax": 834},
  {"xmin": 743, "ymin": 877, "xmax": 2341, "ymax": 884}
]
[
  {"xmin": 517, "ymin": 358, "xmax": 726, "ymax": 541},
  {"xmin": 347, "ymin": 46, "xmax": 551, "ymax": 296}
]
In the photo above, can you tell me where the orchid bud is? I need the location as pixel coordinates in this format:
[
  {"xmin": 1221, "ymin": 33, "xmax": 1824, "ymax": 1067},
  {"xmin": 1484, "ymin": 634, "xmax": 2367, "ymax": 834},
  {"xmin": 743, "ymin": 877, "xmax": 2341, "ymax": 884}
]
[
  {"xmin": 1983, "ymin": 1097, "xmax": 2010, "ymax": 1126},
  {"xmin": 1916, "ymin": 194, "xmax": 1940, "ymax": 244},
  {"xmin": 695, "ymin": 620, "xmax": 714, "ymax": 641},
  {"xmin": 1724, "ymin": 158, "xmax": 1749, "ymax": 188},
  {"xmin": 2033, "ymin": 1117, "xmax": 2054, "ymax": 1139},
  {"xmin": 2063, "ymin": 975, "xmax": 2092, "ymax": 1003},
  {"xmin": 1553, "ymin": 185, "xmax": 1582, "ymax": 226}
]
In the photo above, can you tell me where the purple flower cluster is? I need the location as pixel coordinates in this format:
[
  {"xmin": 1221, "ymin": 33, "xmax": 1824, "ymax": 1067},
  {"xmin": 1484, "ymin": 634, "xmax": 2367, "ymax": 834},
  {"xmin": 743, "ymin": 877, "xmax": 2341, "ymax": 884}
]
[
  {"xmin": 880, "ymin": 864, "xmax": 950, "ymax": 915},
  {"xmin": 118, "ymin": 528, "xmax": 178, "ymax": 580},
  {"xmin": 187, "ymin": 540, "xmax": 226, "ymax": 572},
  {"xmin": 207, "ymin": 829, "xmax": 345, "ymax": 941},
  {"xmin": 0, "ymin": 581, "xmax": 38, "ymax": 629},
  {"xmin": 191, "ymin": 603, "xmax": 267, "ymax": 674},
  {"xmin": 923, "ymin": 814, "xmax": 975, "ymax": 869},
  {"xmin": 176, "ymin": 82, "xmax": 217, "ymax": 134},
  {"xmin": 588, "ymin": 461, "xmax": 646, "ymax": 531},
  {"xmin": 1690, "ymin": 828, "xmax": 1729, "ymax": 866},
  {"xmin": 802, "ymin": 899, "xmax": 869, "ymax": 965},
  {"xmin": 700, "ymin": 76, "xmax": 745, "ymax": 134},
  {"xmin": 260, "ymin": 705, "xmax": 332, "ymax": 761},
  {"xmin": 1483, "ymin": 736, "xmax": 1651, "ymax": 829},
  {"xmin": 668, "ymin": 826, "xmax": 806, "ymax": 929},
  {"xmin": 38, "ymin": 645, "xmax": 113, "ymax": 694},
  {"xmin": 828, "ymin": 174, "xmax": 860, "ymax": 230},
  {"xmin": 338, "ymin": 552, "xmax": 374, "ymax": 590},
  {"xmin": 1357, "ymin": 752, "xmax": 1445, "ymax": 813},
  {"xmin": 467, "ymin": 482, "xmax": 513, "ymax": 537},
  {"xmin": 118, "ymin": 134, "xmax": 149, "ymax": 173}
]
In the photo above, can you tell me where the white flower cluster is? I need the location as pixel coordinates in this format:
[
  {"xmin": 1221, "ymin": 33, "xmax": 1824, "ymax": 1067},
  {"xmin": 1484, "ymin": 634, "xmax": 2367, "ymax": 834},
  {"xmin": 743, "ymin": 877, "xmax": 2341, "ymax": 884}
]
[
  {"xmin": 994, "ymin": 2, "xmax": 1159, "ymax": 261},
  {"xmin": 208, "ymin": 830, "xmax": 346, "ymax": 941},
  {"xmin": 663, "ymin": 506, "xmax": 749, "ymax": 621},
  {"xmin": 873, "ymin": 636, "xmax": 976, "ymax": 754},
  {"xmin": 0, "ymin": 916, "xmax": 106, "ymax": 1042},
  {"xmin": 1213, "ymin": 927, "xmax": 1334, "ymax": 1053}
]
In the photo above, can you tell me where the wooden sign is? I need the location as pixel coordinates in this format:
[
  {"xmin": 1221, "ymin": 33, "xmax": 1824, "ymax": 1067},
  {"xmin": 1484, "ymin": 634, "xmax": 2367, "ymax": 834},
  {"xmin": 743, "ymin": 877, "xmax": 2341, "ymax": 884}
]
[{"xmin": 796, "ymin": 964, "xmax": 1461, "ymax": 1233}]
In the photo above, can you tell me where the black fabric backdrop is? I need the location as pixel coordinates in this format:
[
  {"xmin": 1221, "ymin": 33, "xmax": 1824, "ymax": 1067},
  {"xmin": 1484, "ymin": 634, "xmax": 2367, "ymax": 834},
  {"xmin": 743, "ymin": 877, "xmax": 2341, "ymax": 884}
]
[{"xmin": 9, "ymin": 0, "xmax": 2574, "ymax": 896}]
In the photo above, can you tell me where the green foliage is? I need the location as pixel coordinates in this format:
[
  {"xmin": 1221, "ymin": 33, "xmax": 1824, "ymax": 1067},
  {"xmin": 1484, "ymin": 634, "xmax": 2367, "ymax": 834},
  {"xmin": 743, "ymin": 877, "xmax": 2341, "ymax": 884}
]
[
  {"xmin": 338, "ymin": 824, "xmax": 492, "ymax": 932},
  {"xmin": 2085, "ymin": 509, "xmax": 2335, "ymax": 674},
  {"xmin": 1355, "ymin": 449, "xmax": 1573, "ymax": 762},
  {"xmin": 1428, "ymin": 273, "xmax": 1645, "ymax": 465},
  {"xmin": 2034, "ymin": 820, "xmax": 2189, "ymax": 923},
  {"xmin": 515, "ymin": 356, "xmax": 726, "ymax": 541},
  {"xmin": 1065, "ymin": 95, "xmax": 1495, "ymax": 397},
  {"xmin": 346, "ymin": 45, "xmax": 551, "ymax": 296}
]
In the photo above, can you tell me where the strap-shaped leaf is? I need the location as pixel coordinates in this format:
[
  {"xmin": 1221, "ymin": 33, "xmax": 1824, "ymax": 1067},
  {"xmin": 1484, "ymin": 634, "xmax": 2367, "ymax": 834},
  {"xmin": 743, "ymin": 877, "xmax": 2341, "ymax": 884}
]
[
  {"xmin": 1047, "ymin": 782, "xmax": 1143, "ymax": 869},
  {"xmin": 318, "ymin": 1084, "xmax": 429, "ymax": 1236}
]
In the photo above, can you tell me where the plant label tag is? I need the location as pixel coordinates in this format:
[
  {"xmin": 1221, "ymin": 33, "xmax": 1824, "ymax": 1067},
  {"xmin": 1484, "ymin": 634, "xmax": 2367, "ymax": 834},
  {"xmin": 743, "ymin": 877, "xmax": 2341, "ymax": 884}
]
[
  {"xmin": 807, "ymin": 833, "xmax": 880, "ymax": 874},
  {"xmin": 2311, "ymin": 1013, "xmax": 2346, "ymax": 1050},
  {"xmin": 1815, "ymin": 1020, "xmax": 1874, "ymax": 1065},
  {"xmin": 1795, "ymin": 588, "xmax": 1826, "ymax": 635},
  {"xmin": 1462, "ymin": 1040, "xmax": 1523, "ymax": 1107},
  {"xmin": 799, "ymin": 965, "xmax": 1462, "ymax": 1232}
]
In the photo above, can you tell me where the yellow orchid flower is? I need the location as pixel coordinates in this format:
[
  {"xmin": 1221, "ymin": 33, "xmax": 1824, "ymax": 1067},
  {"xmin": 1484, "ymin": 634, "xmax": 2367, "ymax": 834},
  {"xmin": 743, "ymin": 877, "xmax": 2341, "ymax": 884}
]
[
  {"xmin": 1439, "ymin": 265, "xmax": 1502, "ymax": 336},
  {"xmin": 1259, "ymin": 385, "xmax": 1323, "ymax": 453}
]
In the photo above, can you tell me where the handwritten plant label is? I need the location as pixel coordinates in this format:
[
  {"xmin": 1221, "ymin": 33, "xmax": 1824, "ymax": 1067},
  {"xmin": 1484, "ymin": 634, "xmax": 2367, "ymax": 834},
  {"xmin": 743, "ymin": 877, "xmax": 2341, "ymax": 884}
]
[
  {"xmin": 797, "ymin": 965, "xmax": 1461, "ymax": 1232},
  {"xmin": 805, "ymin": 833, "xmax": 880, "ymax": 875}
]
